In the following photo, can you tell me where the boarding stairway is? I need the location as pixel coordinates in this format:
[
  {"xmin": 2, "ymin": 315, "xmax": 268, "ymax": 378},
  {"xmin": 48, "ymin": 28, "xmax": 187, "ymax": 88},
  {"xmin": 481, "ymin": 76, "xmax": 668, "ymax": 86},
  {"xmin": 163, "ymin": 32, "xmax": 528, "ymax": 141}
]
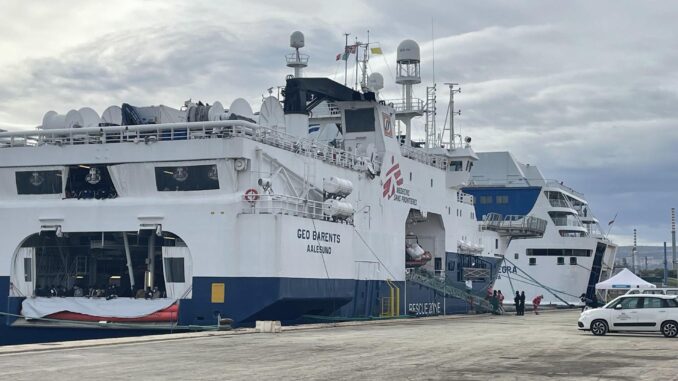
[
  {"xmin": 480, "ymin": 213, "xmax": 547, "ymax": 238},
  {"xmin": 407, "ymin": 269, "xmax": 494, "ymax": 313}
]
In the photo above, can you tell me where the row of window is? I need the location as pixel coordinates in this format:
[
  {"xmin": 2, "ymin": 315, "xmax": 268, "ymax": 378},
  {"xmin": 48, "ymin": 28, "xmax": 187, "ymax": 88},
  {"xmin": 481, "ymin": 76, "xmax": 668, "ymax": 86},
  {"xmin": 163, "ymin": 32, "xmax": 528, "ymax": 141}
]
[
  {"xmin": 613, "ymin": 297, "xmax": 678, "ymax": 309},
  {"xmin": 529, "ymin": 257, "xmax": 578, "ymax": 266},
  {"xmin": 526, "ymin": 248, "xmax": 592, "ymax": 257},
  {"xmin": 15, "ymin": 164, "xmax": 221, "ymax": 195},
  {"xmin": 479, "ymin": 195, "xmax": 509, "ymax": 204}
]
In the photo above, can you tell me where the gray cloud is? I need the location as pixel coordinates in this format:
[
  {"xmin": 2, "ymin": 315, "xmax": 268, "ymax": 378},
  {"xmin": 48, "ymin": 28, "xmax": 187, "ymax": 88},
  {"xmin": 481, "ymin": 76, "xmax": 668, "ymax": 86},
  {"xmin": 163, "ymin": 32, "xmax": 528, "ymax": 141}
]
[{"xmin": 0, "ymin": 0, "xmax": 676, "ymax": 245}]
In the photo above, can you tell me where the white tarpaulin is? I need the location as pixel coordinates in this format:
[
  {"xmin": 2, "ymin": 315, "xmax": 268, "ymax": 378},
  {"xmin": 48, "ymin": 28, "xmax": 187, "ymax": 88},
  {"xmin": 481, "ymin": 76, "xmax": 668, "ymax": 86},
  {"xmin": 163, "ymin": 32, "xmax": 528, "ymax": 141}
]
[
  {"xmin": 21, "ymin": 297, "xmax": 176, "ymax": 319},
  {"xmin": 595, "ymin": 268, "xmax": 657, "ymax": 290}
]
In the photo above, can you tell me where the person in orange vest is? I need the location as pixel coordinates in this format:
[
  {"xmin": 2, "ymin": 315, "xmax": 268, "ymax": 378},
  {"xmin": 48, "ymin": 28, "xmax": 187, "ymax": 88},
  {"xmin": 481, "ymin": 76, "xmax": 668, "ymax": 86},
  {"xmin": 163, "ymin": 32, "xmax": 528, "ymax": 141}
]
[{"xmin": 532, "ymin": 294, "xmax": 544, "ymax": 315}]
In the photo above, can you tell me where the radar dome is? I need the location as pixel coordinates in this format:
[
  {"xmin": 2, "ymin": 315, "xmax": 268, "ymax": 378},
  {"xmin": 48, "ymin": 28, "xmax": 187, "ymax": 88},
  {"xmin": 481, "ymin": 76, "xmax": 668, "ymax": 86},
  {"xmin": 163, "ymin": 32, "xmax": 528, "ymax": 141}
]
[
  {"xmin": 367, "ymin": 73, "xmax": 384, "ymax": 92},
  {"xmin": 397, "ymin": 39, "xmax": 420, "ymax": 63},
  {"xmin": 290, "ymin": 31, "xmax": 305, "ymax": 48}
]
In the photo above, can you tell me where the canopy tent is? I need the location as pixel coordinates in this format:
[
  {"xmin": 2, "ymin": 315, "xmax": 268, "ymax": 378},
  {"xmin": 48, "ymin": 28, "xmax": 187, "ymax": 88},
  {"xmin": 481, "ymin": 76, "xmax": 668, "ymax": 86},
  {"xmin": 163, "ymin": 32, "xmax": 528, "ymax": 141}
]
[{"xmin": 595, "ymin": 268, "xmax": 656, "ymax": 290}]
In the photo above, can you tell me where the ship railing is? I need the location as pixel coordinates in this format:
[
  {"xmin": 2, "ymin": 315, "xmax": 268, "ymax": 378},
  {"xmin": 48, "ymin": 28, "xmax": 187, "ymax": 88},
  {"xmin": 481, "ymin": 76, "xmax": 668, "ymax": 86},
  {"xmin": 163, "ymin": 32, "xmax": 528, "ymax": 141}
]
[
  {"xmin": 551, "ymin": 216, "xmax": 584, "ymax": 228},
  {"xmin": 399, "ymin": 145, "xmax": 447, "ymax": 170},
  {"xmin": 548, "ymin": 198, "xmax": 571, "ymax": 208},
  {"xmin": 384, "ymin": 98, "xmax": 425, "ymax": 115},
  {"xmin": 240, "ymin": 193, "xmax": 352, "ymax": 225},
  {"xmin": 545, "ymin": 180, "xmax": 585, "ymax": 199},
  {"xmin": 0, "ymin": 121, "xmax": 379, "ymax": 173},
  {"xmin": 480, "ymin": 213, "xmax": 547, "ymax": 237},
  {"xmin": 285, "ymin": 53, "xmax": 310, "ymax": 66}
]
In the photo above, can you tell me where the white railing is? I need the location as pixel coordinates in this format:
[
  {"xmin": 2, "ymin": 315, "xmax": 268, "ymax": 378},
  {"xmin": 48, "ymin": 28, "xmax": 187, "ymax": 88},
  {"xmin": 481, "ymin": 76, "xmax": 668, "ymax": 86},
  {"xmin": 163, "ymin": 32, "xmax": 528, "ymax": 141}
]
[
  {"xmin": 548, "ymin": 198, "xmax": 571, "ymax": 208},
  {"xmin": 285, "ymin": 53, "xmax": 309, "ymax": 66},
  {"xmin": 240, "ymin": 194, "xmax": 352, "ymax": 225},
  {"xmin": 384, "ymin": 98, "xmax": 425, "ymax": 114},
  {"xmin": 0, "ymin": 121, "xmax": 378, "ymax": 173},
  {"xmin": 545, "ymin": 180, "xmax": 585, "ymax": 199},
  {"xmin": 400, "ymin": 145, "xmax": 447, "ymax": 170}
]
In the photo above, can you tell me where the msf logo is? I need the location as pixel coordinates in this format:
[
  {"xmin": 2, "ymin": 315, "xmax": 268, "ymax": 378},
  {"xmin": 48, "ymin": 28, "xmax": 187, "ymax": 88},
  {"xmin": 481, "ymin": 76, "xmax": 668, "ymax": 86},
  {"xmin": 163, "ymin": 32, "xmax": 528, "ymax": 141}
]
[{"xmin": 383, "ymin": 156, "xmax": 404, "ymax": 199}]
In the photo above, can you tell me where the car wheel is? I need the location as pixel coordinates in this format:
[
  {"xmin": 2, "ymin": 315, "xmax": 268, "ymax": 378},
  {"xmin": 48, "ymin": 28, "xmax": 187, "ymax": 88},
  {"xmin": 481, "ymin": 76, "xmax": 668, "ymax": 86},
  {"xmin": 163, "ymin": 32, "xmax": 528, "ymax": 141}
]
[
  {"xmin": 661, "ymin": 321, "xmax": 678, "ymax": 338},
  {"xmin": 590, "ymin": 319, "xmax": 608, "ymax": 336}
]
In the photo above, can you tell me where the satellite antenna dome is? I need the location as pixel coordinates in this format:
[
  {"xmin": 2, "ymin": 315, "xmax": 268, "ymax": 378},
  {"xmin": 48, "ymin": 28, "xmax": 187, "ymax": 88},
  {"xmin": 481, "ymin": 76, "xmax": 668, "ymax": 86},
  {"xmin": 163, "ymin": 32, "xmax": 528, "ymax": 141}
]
[
  {"xmin": 78, "ymin": 107, "xmax": 101, "ymax": 127},
  {"xmin": 367, "ymin": 73, "xmax": 384, "ymax": 92},
  {"xmin": 397, "ymin": 39, "xmax": 420, "ymax": 63},
  {"xmin": 101, "ymin": 105, "xmax": 122, "ymax": 126},
  {"xmin": 64, "ymin": 109, "xmax": 84, "ymax": 129},
  {"xmin": 290, "ymin": 31, "xmax": 305, "ymax": 48}
]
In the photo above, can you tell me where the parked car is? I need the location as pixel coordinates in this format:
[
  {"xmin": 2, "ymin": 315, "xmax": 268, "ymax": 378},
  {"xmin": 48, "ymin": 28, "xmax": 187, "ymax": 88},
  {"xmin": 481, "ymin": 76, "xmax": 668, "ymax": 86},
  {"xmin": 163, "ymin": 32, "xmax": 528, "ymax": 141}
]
[
  {"xmin": 578, "ymin": 294, "xmax": 678, "ymax": 337},
  {"xmin": 625, "ymin": 288, "xmax": 678, "ymax": 296}
]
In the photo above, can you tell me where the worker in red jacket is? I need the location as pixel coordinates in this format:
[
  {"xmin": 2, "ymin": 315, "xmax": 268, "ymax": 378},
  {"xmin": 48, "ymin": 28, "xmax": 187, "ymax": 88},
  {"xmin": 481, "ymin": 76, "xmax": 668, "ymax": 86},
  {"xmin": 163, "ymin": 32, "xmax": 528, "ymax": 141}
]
[{"xmin": 532, "ymin": 295, "xmax": 544, "ymax": 315}]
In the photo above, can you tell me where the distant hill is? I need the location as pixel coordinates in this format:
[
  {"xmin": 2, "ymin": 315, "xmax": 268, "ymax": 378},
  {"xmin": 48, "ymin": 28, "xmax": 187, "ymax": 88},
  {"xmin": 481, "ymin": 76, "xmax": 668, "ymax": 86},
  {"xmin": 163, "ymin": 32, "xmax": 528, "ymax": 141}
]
[{"xmin": 616, "ymin": 246, "xmax": 677, "ymax": 270}]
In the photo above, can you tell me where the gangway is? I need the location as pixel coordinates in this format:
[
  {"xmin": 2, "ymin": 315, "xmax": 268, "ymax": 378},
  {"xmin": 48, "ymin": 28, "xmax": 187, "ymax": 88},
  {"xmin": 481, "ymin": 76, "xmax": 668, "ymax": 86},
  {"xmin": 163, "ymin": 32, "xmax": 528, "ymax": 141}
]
[
  {"xmin": 407, "ymin": 269, "xmax": 494, "ymax": 313},
  {"xmin": 480, "ymin": 213, "xmax": 547, "ymax": 238}
]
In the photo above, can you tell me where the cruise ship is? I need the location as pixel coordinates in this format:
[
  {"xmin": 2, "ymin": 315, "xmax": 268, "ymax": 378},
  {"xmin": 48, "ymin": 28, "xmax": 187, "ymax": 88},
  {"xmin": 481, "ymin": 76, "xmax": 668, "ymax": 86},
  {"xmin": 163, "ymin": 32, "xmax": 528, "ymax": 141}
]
[
  {"xmin": 0, "ymin": 33, "xmax": 524, "ymax": 345},
  {"xmin": 463, "ymin": 151, "xmax": 618, "ymax": 305}
]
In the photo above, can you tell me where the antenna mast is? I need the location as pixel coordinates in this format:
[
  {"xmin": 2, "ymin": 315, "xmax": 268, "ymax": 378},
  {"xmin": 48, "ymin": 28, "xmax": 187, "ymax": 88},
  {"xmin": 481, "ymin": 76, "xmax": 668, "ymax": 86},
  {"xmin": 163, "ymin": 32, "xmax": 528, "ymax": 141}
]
[
  {"xmin": 443, "ymin": 83, "xmax": 461, "ymax": 149},
  {"xmin": 344, "ymin": 33, "xmax": 350, "ymax": 86}
]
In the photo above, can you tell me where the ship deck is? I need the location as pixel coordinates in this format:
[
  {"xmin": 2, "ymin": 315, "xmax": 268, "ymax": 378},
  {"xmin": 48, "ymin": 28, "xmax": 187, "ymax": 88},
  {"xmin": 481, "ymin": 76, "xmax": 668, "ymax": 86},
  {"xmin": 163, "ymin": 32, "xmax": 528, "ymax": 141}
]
[{"xmin": 0, "ymin": 310, "xmax": 674, "ymax": 380}]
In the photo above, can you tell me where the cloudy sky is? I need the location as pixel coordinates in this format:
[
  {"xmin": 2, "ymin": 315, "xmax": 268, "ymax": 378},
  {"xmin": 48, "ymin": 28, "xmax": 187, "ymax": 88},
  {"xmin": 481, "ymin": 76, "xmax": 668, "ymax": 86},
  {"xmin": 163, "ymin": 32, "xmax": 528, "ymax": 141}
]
[{"xmin": 1, "ymin": 1, "xmax": 676, "ymax": 245}]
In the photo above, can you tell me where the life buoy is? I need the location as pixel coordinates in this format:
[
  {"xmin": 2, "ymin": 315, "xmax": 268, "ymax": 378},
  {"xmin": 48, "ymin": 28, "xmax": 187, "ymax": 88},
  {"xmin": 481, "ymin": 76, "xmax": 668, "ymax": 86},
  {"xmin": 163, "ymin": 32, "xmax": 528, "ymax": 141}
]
[{"xmin": 244, "ymin": 188, "xmax": 259, "ymax": 203}]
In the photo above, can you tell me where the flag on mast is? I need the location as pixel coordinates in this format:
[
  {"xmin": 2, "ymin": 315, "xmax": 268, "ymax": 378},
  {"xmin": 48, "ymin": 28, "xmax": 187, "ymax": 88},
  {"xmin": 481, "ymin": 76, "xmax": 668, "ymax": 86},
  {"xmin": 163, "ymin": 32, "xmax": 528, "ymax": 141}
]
[
  {"xmin": 608, "ymin": 213, "xmax": 618, "ymax": 226},
  {"xmin": 370, "ymin": 47, "xmax": 383, "ymax": 55}
]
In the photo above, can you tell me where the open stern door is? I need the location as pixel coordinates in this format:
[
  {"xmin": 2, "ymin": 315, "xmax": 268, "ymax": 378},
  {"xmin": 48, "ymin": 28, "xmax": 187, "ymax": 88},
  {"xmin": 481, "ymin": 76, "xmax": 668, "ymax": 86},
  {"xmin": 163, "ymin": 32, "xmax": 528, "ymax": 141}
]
[
  {"xmin": 162, "ymin": 246, "xmax": 192, "ymax": 299},
  {"xmin": 12, "ymin": 248, "xmax": 36, "ymax": 297}
]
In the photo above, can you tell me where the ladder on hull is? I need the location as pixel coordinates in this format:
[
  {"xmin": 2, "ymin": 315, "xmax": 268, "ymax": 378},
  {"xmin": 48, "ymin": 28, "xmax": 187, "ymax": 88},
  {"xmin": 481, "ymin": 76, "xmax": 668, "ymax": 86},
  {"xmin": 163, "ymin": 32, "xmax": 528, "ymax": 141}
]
[{"xmin": 407, "ymin": 269, "xmax": 494, "ymax": 313}]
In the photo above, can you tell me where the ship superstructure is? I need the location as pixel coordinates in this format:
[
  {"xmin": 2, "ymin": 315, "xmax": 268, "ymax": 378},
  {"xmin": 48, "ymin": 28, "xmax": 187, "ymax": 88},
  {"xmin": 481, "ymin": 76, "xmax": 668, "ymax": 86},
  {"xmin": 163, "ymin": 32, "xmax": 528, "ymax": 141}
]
[
  {"xmin": 464, "ymin": 152, "xmax": 618, "ymax": 305},
  {"xmin": 0, "ymin": 32, "xmax": 515, "ymax": 344}
]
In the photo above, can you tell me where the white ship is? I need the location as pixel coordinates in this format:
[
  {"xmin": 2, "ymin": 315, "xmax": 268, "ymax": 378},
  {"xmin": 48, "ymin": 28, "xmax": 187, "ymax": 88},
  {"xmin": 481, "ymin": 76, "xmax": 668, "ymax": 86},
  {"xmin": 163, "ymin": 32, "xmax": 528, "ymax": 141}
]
[
  {"xmin": 0, "ymin": 32, "xmax": 530, "ymax": 344},
  {"xmin": 463, "ymin": 152, "xmax": 618, "ymax": 305}
]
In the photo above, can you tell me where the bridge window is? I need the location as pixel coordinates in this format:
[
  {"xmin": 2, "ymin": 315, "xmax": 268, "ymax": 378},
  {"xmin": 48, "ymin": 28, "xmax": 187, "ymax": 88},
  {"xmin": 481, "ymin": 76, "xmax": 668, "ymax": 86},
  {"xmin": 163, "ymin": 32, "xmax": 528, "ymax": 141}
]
[
  {"xmin": 344, "ymin": 108, "xmax": 375, "ymax": 133},
  {"xmin": 496, "ymin": 195, "xmax": 509, "ymax": 204},
  {"xmin": 449, "ymin": 161, "xmax": 463, "ymax": 172},
  {"xmin": 155, "ymin": 165, "xmax": 219, "ymax": 192},
  {"xmin": 16, "ymin": 170, "xmax": 63, "ymax": 195},
  {"xmin": 527, "ymin": 249, "xmax": 592, "ymax": 257},
  {"xmin": 557, "ymin": 257, "xmax": 564, "ymax": 265},
  {"xmin": 479, "ymin": 196, "xmax": 492, "ymax": 204}
]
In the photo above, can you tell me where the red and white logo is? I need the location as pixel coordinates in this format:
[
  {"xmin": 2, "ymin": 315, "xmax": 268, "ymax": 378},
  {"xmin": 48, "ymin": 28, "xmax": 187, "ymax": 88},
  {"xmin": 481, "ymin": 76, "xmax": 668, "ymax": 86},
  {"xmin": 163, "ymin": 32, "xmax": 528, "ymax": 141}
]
[{"xmin": 383, "ymin": 156, "xmax": 404, "ymax": 199}]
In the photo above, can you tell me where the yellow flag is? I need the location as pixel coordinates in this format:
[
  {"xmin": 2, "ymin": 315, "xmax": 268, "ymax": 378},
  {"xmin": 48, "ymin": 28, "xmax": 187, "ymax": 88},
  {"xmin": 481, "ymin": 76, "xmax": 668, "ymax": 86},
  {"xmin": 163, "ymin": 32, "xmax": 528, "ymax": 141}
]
[{"xmin": 370, "ymin": 47, "xmax": 383, "ymax": 55}]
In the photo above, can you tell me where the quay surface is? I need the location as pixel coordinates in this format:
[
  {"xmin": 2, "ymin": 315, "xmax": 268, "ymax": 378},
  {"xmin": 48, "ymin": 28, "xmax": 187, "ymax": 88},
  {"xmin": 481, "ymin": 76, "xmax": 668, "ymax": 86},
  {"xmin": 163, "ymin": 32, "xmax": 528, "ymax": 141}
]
[{"xmin": 0, "ymin": 310, "xmax": 676, "ymax": 380}]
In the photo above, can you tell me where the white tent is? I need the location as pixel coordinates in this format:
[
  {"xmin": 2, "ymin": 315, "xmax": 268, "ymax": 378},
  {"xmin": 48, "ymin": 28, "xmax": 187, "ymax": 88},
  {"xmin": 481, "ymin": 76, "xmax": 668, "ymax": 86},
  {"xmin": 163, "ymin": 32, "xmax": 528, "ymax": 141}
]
[{"xmin": 595, "ymin": 268, "xmax": 657, "ymax": 290}]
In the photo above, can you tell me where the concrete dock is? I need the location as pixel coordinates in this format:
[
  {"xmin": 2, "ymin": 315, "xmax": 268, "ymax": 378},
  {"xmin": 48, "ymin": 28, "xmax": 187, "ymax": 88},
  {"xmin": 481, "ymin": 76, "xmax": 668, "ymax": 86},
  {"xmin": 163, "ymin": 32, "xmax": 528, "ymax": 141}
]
[{"xmin": 0, "ymin": 310, "xmax": 677, "ymax": 380}]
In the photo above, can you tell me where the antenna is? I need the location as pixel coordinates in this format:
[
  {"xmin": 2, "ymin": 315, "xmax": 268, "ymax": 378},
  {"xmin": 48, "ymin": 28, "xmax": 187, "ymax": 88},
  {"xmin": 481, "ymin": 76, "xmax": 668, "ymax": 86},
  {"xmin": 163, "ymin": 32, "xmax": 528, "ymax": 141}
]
[
  {"xmin": 343, "ymin": 33, "xmax": 350, "ymax": 86},
  {"xmin": 632, "ymin": 228, "xmax": 637, "ymax": 274},
  {"xmin": 443, "ymin": 83, "xmax": 461, "ymax": 149},
  {"xmin": 286, "ymin": 31, "xmax": 308, "ymax": 78},
  {"xmin": 672, "ymin": 207, "xmax": 676, "ymax": 272},
  {"xmin": 395, "ymin": 39, "xmax": 422, "ymax": 147}
]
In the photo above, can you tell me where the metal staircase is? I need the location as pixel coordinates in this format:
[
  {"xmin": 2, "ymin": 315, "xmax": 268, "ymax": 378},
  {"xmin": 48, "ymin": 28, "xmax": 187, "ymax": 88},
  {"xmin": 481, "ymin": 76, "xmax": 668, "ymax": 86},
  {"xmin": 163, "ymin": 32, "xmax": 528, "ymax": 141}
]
[{"xmin": 407, "ymin": 269, "xmax": 494, "ymax": 313}]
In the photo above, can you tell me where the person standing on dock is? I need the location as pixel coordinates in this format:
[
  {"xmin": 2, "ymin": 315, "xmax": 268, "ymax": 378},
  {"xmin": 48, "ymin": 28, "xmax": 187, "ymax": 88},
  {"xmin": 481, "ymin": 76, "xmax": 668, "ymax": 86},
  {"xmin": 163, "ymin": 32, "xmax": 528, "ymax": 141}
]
[
  {"xmin": 514, "ymin": 291, "xmax": 521, "ymax": 315},
  {"xmin": 519, "ymin": 291, "xmax": 526, "ymax": 315},
  {"xmin": 533, "ymin": 295, "xmax": 544, "ymax": 315},
  {"xmin": 491, "ymin": 290, "xmax": 500, "ymax": 315},
  {"xmin": 497, "ymin": 290, "xmax": 505, "ymax": 313}
]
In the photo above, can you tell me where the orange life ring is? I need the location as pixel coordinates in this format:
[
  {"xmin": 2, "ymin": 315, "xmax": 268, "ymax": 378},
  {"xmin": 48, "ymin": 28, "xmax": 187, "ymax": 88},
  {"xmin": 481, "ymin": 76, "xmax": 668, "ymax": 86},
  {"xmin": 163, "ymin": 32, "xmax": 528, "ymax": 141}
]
[{"xmin": 244, "ymin": 188, "xmax": 259, "ymax": 203}]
